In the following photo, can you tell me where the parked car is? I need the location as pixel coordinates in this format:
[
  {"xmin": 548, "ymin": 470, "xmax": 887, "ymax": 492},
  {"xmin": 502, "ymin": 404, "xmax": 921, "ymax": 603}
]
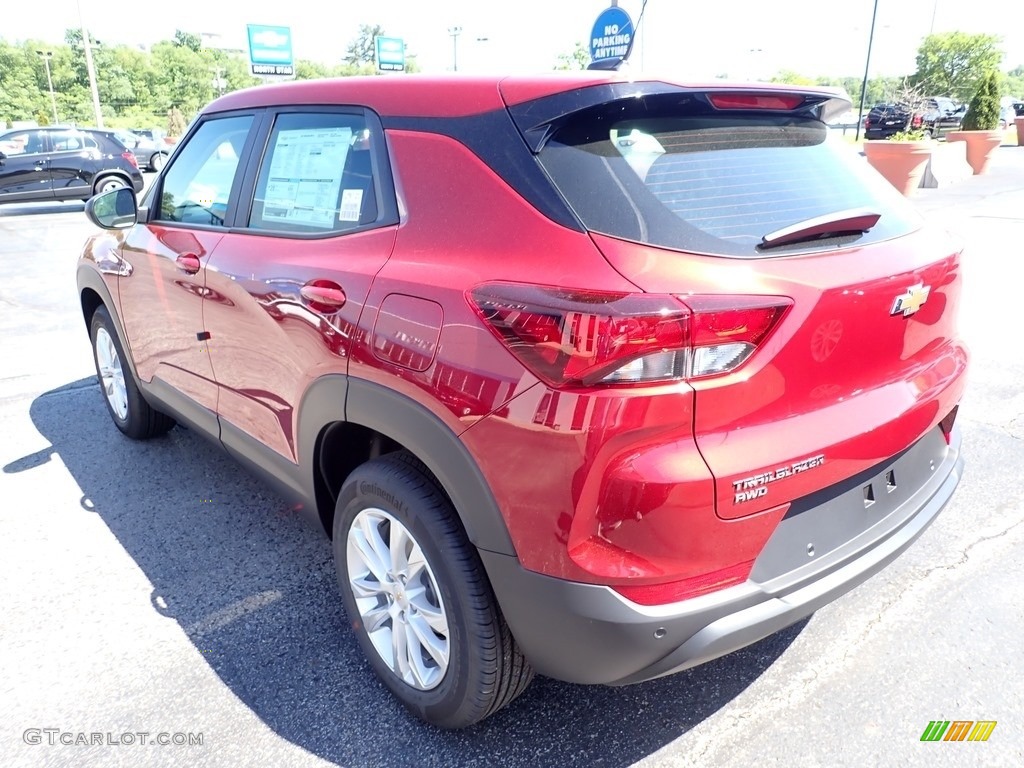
[
  {"xmin": 90, "ymin": 128, "xmax": 172, "ymax": 172},
  {"xmin": 133, "ymin": 128, "xmax": 179, "ymax": 169},
  {"xmin": 864, "ymin": 97, "xmax": 964, "ymax": 139},
  {"xmin": 999, "ymin": 100, "xmax": 1024, "ymax": 128},
  {"xmin": 126, "ymin": 128, "xmax": 175, "ymax": 171},
  {"xmin": 0, "ymin": 126, "xmax": 143, "ymax": 205},
  {"xmin": 77, "ymin": 73, "xmax": 967, "ymax": 728}
]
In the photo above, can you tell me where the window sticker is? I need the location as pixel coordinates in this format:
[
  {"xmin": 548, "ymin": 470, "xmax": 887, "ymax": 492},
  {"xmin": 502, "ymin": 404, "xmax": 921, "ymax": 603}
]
[
  {"xmin": 339, "ymin": 189, "xmax": 364, "ymax": 222},
  {"xmin": 262, "ymin": 127, "xmax": 352, "ymax": 228}
]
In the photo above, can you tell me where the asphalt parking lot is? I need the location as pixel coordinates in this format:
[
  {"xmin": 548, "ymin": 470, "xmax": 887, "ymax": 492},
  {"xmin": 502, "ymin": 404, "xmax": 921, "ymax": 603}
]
[{"xmin": 2, "ymin": 153, "xmax": 1023, "ymax": 767}]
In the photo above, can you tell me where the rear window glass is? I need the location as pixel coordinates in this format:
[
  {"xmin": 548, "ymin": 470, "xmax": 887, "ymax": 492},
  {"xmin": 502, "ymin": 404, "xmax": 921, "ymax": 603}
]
[{"xmin": 537, "ymin": 99, "xmax": 921, "ymax": 257}]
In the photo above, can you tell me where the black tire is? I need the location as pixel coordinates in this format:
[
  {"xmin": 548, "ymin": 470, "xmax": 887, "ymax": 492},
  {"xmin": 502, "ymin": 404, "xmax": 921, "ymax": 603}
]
[
  {"xmin": 333, "ymin": 451, "xmax": 533, "ymax": 728},
  {"xmin": 89, "ymin": 305, "xmax": 175, "ymax": 440},
  {"xmin": 150, "ymin": 152, "xmax": 167, "ymax": 172},
  {"xmin": 92, "ymin": 175, "xmax": 127, "ymax": 196}
]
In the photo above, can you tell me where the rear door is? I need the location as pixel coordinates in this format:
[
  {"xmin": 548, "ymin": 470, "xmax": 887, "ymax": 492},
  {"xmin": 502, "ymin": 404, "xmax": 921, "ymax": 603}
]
[
  {"xmin": 46, "ymin": 129, "xmax": 100, "ymax": 199},
  {"xmin": 532, "ymin": 86, "xmax": 968, "ymax": 518},
  {"xmin": 202, "ymin": 108, "xmax": 399, "ymax": 464},
  {"xmin": 0, "ymin": 130, "xmax": 53, "ymax": 202}
]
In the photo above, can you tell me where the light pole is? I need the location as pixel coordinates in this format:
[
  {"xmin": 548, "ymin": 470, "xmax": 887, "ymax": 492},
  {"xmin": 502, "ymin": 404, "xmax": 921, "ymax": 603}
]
[
  {"xmin": 76, "ymin": 0, "xmax": 104, "ymax": 127},
  {"xmin": 211, "ymin": 66, "xmax": 227, "ymax": 97},
  {"xmin": 36, "ymin": 50, "xmax": 59, "ymax": 125},
  {"xmin": 855, "ymin": 0, "xmax": 880, "ymax": 142},
  {"xmin": 448, "ymin": 26, "xmax": 462, "ymax": 72}
]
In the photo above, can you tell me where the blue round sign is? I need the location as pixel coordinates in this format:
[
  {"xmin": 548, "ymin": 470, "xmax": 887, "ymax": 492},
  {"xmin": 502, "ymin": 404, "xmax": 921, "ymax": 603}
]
[{"xmin": 590, "ymin": 7, "xmax": 634, "ymax": 63}]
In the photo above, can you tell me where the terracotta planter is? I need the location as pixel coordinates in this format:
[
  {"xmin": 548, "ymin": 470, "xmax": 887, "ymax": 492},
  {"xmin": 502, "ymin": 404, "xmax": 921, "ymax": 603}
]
[
  {"xmin": 862, "ymin": 140, "xmax": 933, "ymax": 196},
  {"xmin": 1016, "ymin": 117, "xmax": 1024, "ymax": 147},
  {"xmin": 946, "ymin": 130, "xmax": 1003, "ymax": 175}
]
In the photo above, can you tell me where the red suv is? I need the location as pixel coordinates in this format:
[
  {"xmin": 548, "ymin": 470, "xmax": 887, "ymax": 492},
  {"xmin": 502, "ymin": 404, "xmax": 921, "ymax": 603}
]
[{"xmin": 77, "ymin": 73, "xmax": 967, "ymax": 728}]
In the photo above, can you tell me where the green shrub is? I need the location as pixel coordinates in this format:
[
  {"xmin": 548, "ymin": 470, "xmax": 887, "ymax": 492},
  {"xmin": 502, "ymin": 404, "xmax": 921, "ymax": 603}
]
[{"xmin": 961, "ymin": 71, "xmax": 1001, "ymax": 130}]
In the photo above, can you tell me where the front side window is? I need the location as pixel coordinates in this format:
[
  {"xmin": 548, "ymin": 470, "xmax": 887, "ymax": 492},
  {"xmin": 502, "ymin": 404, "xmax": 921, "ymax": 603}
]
[
  {"xmin": 538, "ymin": 95, "xmax": 922, "ymax": 257},
  {"xmin": 0, "ymin": 130, "xmax": 47, "ymax": 156},
  {"xmin": 249, "ymin": 112, "xmax": 379, "ymax": 235},
  {"xmin": 155, "ymin": 115, "xmax": 254, "ymax": 227}
]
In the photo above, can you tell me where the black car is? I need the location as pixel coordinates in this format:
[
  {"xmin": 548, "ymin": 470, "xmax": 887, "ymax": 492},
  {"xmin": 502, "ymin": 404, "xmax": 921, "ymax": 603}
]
[
  {"xmin": 0, "ymin": 127, "xmax": 144, "ymax": 205},
  {"xmin": 864, "ymin": 97, "xmax": 964, "ymax": 140}
]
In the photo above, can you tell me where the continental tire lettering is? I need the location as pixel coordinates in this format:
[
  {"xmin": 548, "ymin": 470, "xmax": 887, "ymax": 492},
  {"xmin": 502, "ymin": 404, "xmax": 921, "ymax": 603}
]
[{"xmin": 358, "ymin": 482, "xmax": 408, "ymax": 514}]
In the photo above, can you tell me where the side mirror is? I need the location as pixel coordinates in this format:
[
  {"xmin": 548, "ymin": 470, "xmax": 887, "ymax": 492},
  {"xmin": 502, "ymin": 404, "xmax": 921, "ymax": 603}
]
[{"xmin": 85, "ymin": 187, "xmax": 138, "ymax": 230}]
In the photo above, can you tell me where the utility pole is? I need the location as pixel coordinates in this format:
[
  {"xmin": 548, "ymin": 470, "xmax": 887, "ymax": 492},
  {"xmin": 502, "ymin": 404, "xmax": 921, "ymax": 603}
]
[
  {"xmin": 36, "ymin": 50, "xmax": 59, "ymax": 125},
  {"xmin": 211, "ymin": 66, "xmax": 226, "ymax": 96},
  {"xmin": 855, "ymin": 0, "xmax": 880, "ymax": 142},
  {"xmin": 77, "ymin": 0, "xmax": 104, "ymax": 127},
  {"xmin": 448, "ymin": 26, "xmax": 462, "ymax": 72}
]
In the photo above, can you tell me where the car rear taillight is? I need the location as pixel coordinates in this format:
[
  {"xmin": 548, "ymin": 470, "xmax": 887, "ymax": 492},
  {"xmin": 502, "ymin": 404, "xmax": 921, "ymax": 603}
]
[
  {"xmin": 122, "ymin": 151, "xmax": 138, "ymax": 169},
  {"xmin": 912, "ymin": 113, "xmax": 923, "ymax": 128},
  {"xmin": 469, "ymin": 284, "xmax": 791, "ymax": 387},
  {"xmin": 864, "ymin": 116, "xmax": 871, "ymax": 129}
]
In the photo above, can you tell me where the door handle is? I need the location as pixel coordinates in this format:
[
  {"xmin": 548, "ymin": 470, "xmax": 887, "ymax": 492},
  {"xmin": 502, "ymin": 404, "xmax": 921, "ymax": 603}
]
[
  {"xmin": 175, "ymin": 253, "xmax": 201, "ymax": 274},
  {"xmin": 300, "ymin": 280, "xmax": 347, "ymax": 313}
]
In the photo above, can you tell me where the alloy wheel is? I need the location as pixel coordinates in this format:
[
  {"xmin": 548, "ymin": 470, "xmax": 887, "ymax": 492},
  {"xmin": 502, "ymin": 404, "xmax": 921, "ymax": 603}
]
[
  {"xmin": 94, "ymin": 326, "xmax": 128, "ymax": 420},
  {"xmin": 346, "ymin": 507, "xmax": 450, "ymax": 690}
]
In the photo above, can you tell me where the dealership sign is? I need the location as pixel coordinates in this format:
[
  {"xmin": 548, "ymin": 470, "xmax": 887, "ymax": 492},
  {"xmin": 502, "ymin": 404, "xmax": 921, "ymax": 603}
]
[
  {"xmin": 376, "ymin": 37, "xmax": 405, "ymax": 72},
  {"xmin": 247, "ymin": 25, "xmax": 294, "ymax": 76}
]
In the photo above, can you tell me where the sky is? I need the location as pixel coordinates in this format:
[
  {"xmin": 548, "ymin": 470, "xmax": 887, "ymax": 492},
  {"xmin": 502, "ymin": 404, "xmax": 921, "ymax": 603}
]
[{"xmin": 3, "ymin": 0, "xmax": 1023, "ymax": 82}]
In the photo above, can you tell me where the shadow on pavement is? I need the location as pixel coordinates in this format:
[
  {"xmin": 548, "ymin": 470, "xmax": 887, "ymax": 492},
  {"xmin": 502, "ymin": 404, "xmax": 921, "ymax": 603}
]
[{"xmin": 6, "ymin": 378, "xmax": 805, "ymax": 768}]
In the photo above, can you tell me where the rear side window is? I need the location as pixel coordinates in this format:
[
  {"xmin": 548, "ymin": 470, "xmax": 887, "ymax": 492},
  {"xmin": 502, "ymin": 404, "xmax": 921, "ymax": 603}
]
[
  {"xmin": 249, "ymin": 112, "xmax": 380, "ymax": 235},
  {"xmin": 537, "ymin": 98, "xmax": 921, "ymax": 257},
  {"xmin": 50, "ymin": 131, "xmax": 97, "ymax": 152}
]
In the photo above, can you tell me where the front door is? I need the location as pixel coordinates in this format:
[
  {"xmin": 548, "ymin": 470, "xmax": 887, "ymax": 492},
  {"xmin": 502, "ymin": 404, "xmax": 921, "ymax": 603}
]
[
  {"xmin": 116, "ymin": 114, "xmax": 257, "ymax": 431},
  {"xmin": 0, "ymin": 130, "xmax": 52, "ymax": 202}
]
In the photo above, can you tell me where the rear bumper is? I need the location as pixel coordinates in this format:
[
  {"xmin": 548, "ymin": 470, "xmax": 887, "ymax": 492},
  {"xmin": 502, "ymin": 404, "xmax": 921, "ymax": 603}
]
[{"xmin": 484, "ymin": 428, "xmax": 963, "ymax": 685}]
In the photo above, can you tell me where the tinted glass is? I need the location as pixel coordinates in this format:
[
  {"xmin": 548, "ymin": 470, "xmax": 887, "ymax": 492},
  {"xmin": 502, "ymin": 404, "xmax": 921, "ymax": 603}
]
[
  {"xmin": 156, "ymin": 115, "xmax": 253, "ymax": 227},
  {"xmin": 0, "ymin": 130, "xmax": 47, "ymax": 155},
  {"xmin": 249, "ymin": 112, "xmax": 378, "ymax": 234},
  {"xmin": 50, "ymin": 131, "xmax": 99, "ymax": 152},
  {"xmin": 538, "ymin": 97, "xmax": 921, "ymax": 257}
]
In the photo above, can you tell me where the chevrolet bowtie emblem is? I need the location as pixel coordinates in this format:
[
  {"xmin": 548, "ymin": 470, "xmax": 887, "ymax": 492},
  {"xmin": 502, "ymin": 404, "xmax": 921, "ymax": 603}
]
[{"xmin": 891, "ymin": 283, "xmax": 931, "ymax": 317}]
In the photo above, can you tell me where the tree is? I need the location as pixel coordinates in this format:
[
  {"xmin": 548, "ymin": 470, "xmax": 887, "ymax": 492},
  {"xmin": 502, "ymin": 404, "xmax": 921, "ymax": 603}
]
[
  {"xmin": 295, "ymin": 59, "xmax": 332, "ymax": 81},
  {"xmin": 150, "ymin": 40, "xmax": 214, "ymax": 117},
  {"xmin": 173, "ymin": 30, "xmax": 203, "ymax": 53},
  {"xmin": 962, "ymin": 70, "xmax": 1001, "ymax": 130},
  {"xmin": 167, "ymin": 106, "xmax": 187, "ymax": 137},
  {"xmin": 1005, "ymin": 65, "xmax": 1024, "ymax": 98},
  {"xmin": 345, "ymin": 24, "xmax": 385, "ymax": 66},
  {"xmin": 555, "ymin": 42, "xmax": 590, "ymax": 71},
  {"xmin": 913, "ymin": 32, "xmax": 1003, "ymax": 102},
  {"xmin": 770, "ymin": 70, "xmax": 816, "ymax": 86}
]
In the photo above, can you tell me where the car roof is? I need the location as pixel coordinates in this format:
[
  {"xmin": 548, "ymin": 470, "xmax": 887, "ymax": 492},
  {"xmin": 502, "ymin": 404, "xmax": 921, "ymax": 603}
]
[{"xmin": 203, "ymin": 72, "xmax": 850, "ymax": 120}]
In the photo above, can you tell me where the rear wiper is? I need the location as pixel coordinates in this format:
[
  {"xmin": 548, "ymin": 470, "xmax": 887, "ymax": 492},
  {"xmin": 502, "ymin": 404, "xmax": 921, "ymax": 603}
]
[{"xmin": 760, "ymin": 208, "xmax": 881, "ymax": 249}]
